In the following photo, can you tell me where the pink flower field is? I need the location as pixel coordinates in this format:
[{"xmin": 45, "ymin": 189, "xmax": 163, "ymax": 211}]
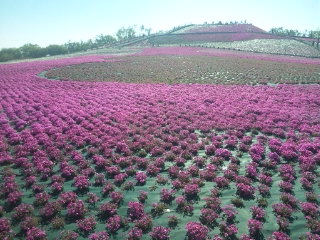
[{"xmin": 0, "ymin": 47, "xmax": 320, "ymax": 240}]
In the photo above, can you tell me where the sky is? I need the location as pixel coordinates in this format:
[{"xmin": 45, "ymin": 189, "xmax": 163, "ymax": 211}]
[{"xmin": 0, "ymin": 0, "xmax": 319, "ymax": 49}]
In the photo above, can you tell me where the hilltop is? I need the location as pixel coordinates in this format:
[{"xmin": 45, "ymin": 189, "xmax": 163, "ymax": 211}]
[{"xmin": 129, "ymin": 23, "xmax": 320, "ymax": 58}]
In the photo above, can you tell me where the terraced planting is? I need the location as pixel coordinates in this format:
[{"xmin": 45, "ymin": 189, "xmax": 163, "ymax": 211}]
[
  {"xmin": 173, "ymin": 24, "xmax": 266, "ymax": 34},
  {"xmin": 147, "ymin": 32, "xmax": 281, "ymax": 46},
  {"xmin": 200, "ymin": 39, "xmax": 320, "ymax": 57},
  {"xmin": 0, "ymin": 47, "xmax": 320, "ymax": 240},
  {"xmin": 45, "ymin": 50, "xmax": 320, "ymax": 85}
]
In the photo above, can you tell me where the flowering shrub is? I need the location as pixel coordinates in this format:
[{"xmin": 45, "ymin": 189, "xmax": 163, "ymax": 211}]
[
  {"xmin": 59, "ymin": 192, "xmax": 78, "ymax": 206},
  {"xmin": 175, "ymin": 195, "xmax": 186, "ymax": 210},
  {"xmin": 278, "ymin": 181, "xmax": 293, "ymax": 192},
  {"xmin": 258, "ymin": 184, "xmax": 270, "ymax": 197},
  {"xmin": 86, "ymin": 192, "xmax": 99, "ymax": 206},
  {"xmin": 135, "ymin": 172, "xmax": 147, "ymax": 185},
  {"xmin": 89, "ymin": 231, "xmax": 109, "ymax": 240},
  {"xmin": 268, "ymin": 231, "xmax": 291, "ymax": 240},
  {"xmin": 13, "ymin": 203, "xmax": 34, "ymax": 221},
  {"xmin": 278, "ymin": 164, "xmax": 295, "ymax": 180},
  {"xmin": 151, "ymin": 202, "xmax": 167, "ymax": 217},
  {"xmin": 106, "ymin": 215, "xmax": 122, "ymax": 233},
  {"xmin": 7, "ymin": 190, "xmax": 23, "ymax": 206},
  {"xmin": 219, "ymin": 222, "xmax": 238, "ymax": 239},
  {"xmin": 305, "ymin": 192, "xmax": 319, "ymax": 203},
  {"xmin": 76, "ymin": 216, "xmax": 96, "ymax": 233},
  {"xmin": 280, "ymin": 193, "xmax": 299, "ymax": 209},
  {"xmin": 204, "ymin": 196, "xmax": 221, "ymax": 211},
  {"xmin": 94, "ymin": 173, "xmax": 105, "ymax": 186},
  {"xmin": 236, "ymin": 183, "xmax": 255, "ymax": 199},
  {"xmin": 188, "ymin": 165, "xmax": 200, "ymax": 177},
  {"xmin": 51, "ymin": 181, "xmax": 63, "ymax": 194},
  {"xmin": 61, "ymin": 165, "xmax": 76, "ymax": 179},
  {"xmin": 67, "ymin": 200, "xmax": 87, "ymax": 219},
  {"xmin": 102, "ymin": 181, "xmax": 116, "ymax": 196},
  {"xmin": 110, "ymin": 191, "xmax": 124, "ymax": 205},
  {"xmin": 200, "ymin": 208, "xmax": 219, "ymax": 226},
  {"xmin": 168, "ymin": 215, "xmax": 179, "ymax": 228},
  {"xmin": 184, "ymin": 184, "xmax": 200, "ymax": 199},
  {"xmin": 73, "ymin": 175, "xmax": 90, "ymax": 191},
  {"xmin": 214, "ymin": 176, "xmax": 230, "ymax": 189},
  {"xmin": 205, "ymin": 145, "xmax": 216, "ymax": 155},
  {"xmin": 150, "ymin": 226, "xmax": 170, "ymax": 240},
  {"xmin": 272, "ymin": 203, "xmax": 294, "ymax": 218},
  {"xmin": 185, "ymin": 222, "xmax": 209, "ymax": 240},
  {"xmin": 20, "ymin": 217, "xmax": 39, "ymax": 233},
  {"xmin": 58, "ymin": 230, "xmax": 79, "ymax": 240},
  {"xmin": 146, "ymin": 164, "xmax": 161, "ymax": 177},
  {"xmin": 276, "ymin": 217, "xmax": 290, "ymax": 230},
  {"xmin": 221, "ymin": 205, "xmax": 238, "ymax": 222},
  {"xmin": 156, "ymin": 174, "xmax": 169, "ymax": 185},
  {"xmin": 128, "ymin": 227, "xmax": 143, "ymax": 240},
  {"xmin": 160, "ymin": 188, "xmax": 176, "ymax": 203},
  {"xmin": 51, "ymin": 217, "xmax": 65, "ymax": 230},
  {"xmin": 301, "ymin": 202, "xmax": 319, "ymax": 218},
  {"xmin": 305, "ymin": 216, "xmax": 320, "ymax": 234},
  {"xmin": 248, "ymin": 219, "xmax": 263, "ymax": 236},
  {"xmin": 128, "ymin": 202, "xmax": 145, "ymax": 221},
  {"xmin": 250, "ymin": 206, "xmax": 265, "ymax": 221},
  {"xmin": 249, "ymin": 144, "xmax": 265, "ymax": 162},
  {"xmin": 135, "ymin": 214, "xmax": 153, "ymax": 233},
  {"xmin": 122, "ymin": 181, "xmax": 135, "ymax": 191},
  {"xmin": 245, "ymin": 163, "xmax": 258, "ymax": 179},
  {"xmin": 215, "ymin": 148, "xmax": 231, "ymax": 159},
  {"xmin": 99, "ymin": 202, "xmax": 117, "ymax": 219},
  {"xmin": 137, "ymin": 191, "xmax": 148, "ymax": 203},
  {"xmin": 0, "ymin": 218, "xmax": 11, "ymax": 235},
  {"xmin": 34, "ymin": 192, "xmax": 50, "ymax": 206},
  {"xmin": 26, "ymin": 227, "xmax": 47, "ymax": 240},
  {"xmin": 40, "ymin": 201, "xmax": 62, "ymax": 220},
  {"xmin": 114, "ymin": 173, "xmax": 128, "ymax": 186}
]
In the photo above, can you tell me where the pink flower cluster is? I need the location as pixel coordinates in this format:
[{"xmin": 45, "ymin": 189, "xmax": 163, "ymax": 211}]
[
  {"xmin": 26, "ymin": 227, "xmax": 47, "ymax": 240},
  {"xmin": 150, "ymin": 226, "xmax": 170, "ymax": 240},
  {"xmin": 236, "ymin": 183, "xmax": 255, "ymax": 199},
  {"xmin": 77, "ymin": 216, "xmax": 96, "ymax": 233},
  {"xmin": 106, "ymin": 215, "xmax": 122, "ymax": 232},
  {"xmin": 73, "ymin": 175, "xmax": 90, "ymax": 191},
  {"xmin": 184, "ymin": 184, "xmax": 200, "ymax": 198},
  {"xmin": 127, "ymin": 202, "xmax": 145, "ymax": 221},
  {"xmin": 67, "ymin": 200, "xmax": 87, "ymax": 219},
  {"xmin": 185, "ymin": 222, "xmax": 209, "ymax": 240}
]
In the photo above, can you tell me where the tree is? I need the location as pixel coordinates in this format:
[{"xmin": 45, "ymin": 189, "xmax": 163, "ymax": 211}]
[
  {"xmin": 20, "ymin": 44, "xmax": 45, "ymax": 58},
  {"xmin": 309, "ymin": 30, "xmax": 320, "ymax": 38},
  {"xmin": 0, "ymin": 48, "xmax": 22, "ymax": 62},
  {"xmin": 146, "ymin": 28, "xmax": 152, "ymax": 36},
  {"xmin": 116, "ymin": 26, "xmax": 136, "ymax": 41},
  {"xmin": 95, "ymin": 34, "xmax": 116, "ymax": 47},
  {"xmin": 64, "ymin": 41, "xmax": 88, "ymax": 53},
  {"xmin": 45, "ymin": 44, "xmax": 68, "ymax": 56}
]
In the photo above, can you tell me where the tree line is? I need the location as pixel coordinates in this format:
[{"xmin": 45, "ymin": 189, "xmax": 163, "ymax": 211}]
[
  {"xmin": 269, "ymin": 27, "xmax": 320, "ymax": 38},
  {"xmin": 0, "ymin": 25, "xmax": 152, "ymax": 62}
]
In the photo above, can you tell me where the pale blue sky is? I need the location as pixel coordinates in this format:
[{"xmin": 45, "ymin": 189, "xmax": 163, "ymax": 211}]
[{"xmin": 0, "ymin": 0, "xmax": 319, "ymax": 49}]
